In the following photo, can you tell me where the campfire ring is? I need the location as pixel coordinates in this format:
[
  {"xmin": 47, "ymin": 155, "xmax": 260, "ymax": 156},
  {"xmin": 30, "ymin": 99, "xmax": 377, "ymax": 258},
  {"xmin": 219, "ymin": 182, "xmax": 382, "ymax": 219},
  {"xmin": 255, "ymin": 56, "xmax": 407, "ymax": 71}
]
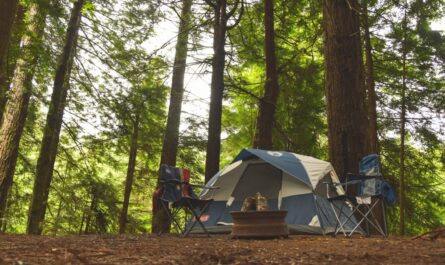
[{"xmin": 230, "ymin": 210, "xmax": 289, "ymax": 239}]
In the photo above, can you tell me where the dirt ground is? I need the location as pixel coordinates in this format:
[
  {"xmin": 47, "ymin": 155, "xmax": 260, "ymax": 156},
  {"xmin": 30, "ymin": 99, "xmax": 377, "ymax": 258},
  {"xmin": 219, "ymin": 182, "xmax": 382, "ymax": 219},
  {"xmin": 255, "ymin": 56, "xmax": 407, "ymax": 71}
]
[{"xmin": 0, "ymin": 234, "xmax": 444, "ymax": 265}]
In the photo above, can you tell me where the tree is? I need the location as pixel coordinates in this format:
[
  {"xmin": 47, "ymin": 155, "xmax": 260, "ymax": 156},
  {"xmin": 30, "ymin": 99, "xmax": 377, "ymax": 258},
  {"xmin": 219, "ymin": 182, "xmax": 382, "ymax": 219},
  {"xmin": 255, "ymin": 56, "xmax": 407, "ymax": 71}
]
[
  {"xmin": 362, "ymin": 0, "xmax": 378, "ymax": 154},
  {"xmin": 119, "ymin": 111, "xmax": 139, "ymax": 233},
  {"xmin": 0, "ymin": 1, "xmax": 48, "ymax": 191},
  {"xmin": 222, "ymin": 0, "xmax": 326, "ymax": 160},
  {"xmin": 27, "ymin": 0, "xmax": 85, "ymax": 235},
  {"xmin": 365, "ymin": 0, "xmax": 445, "ymax": 235},
  {"xmin": 398, "ymin": 3, "xmax": 408, "ymax": 236},
  {"xmin": 153, "ymin": 0, "xmax": 193, "ymax": 234},
  {"xmin": 160, "ymin": 0, "xmax": 193, "ymax": 167},
  {"xmin": 205, "ymin": 0, "xmax": 242, "ymax": 182},
  {"xmin": 0, "ymin": 0, "xmax": 19, "ymax": 119},
  {"xmin": 0, "ymin": 4, "xmax": 27, "ymax": 227},
  {"xmin": 253, "ymin": 0, "xmax": 280, "ymax": 149},
  {"xmin": 322, "ymin": 0, "xmax": 368, "ymax": 177}
]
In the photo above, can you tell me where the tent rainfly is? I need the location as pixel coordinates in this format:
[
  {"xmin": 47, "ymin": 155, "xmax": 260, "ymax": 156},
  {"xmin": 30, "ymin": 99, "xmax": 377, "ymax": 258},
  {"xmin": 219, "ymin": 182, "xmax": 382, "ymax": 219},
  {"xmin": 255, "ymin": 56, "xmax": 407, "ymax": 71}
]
[{"xmin": 198, "ymin": 148, "xmax": 360, "ymax": 235}]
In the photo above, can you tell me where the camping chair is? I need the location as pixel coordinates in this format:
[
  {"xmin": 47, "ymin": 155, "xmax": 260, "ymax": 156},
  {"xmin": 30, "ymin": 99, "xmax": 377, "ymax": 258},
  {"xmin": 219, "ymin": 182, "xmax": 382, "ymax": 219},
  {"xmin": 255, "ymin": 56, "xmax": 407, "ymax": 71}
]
[
  {"xmin": 326, "ymin": 154, "xmax": 395, "ymax": 237},
  {"xmin": 157, "ymin": 164, "xmax": 216, "ymax": 237}
]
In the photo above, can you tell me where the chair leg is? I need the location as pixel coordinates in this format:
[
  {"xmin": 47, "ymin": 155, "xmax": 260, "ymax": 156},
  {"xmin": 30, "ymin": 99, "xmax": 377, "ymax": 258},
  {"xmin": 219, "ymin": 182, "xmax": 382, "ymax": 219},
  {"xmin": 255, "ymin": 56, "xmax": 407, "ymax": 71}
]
[
  {"xmin": 381, "ymin": 200, "xmax": 388, "ymax": 237},
  {"xmin": 157, "ymin": 202, "xmax": 184, "ymax": 236},
  {"xmin": 365, "ymin": 204, "xmax": 387, "ymax": 237},
  {"xmin": 347, "ymin": 202, "xmax": 383, "ymax": 237},
  {"xmin": 183, "ymin": 201, "xmax": 211, "ymax": 237},
  {"xmin": 330, "ymin": 201, "xmax": 350, "ymax": 236}
]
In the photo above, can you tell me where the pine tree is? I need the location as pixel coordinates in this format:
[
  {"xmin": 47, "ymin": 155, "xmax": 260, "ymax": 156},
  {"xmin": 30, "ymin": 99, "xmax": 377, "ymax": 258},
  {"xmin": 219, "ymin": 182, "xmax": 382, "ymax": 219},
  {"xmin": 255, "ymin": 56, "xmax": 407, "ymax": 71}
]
[
  {"xmin": 322, "ymin": 0, "xmax": 368, "ymax": 177},
  {"xmin": 0, "ymin": 0, "xmax": 19, "ymax": 119},
  {"xmin": 27, "ymin": 0, "xmax": 85, "ymax": 235},
  {"xmin": 205, "ymin": 0, "xmax": 242, "ymax": 182},
  {"xmin": 153, "ymin": 0, "xmax": 193, "ymax": 234},
  {"xmin": 119, "ymin": 111, "xmax": 139, "ymax": 233},
  {"xmin": 0, "ymin": 1, "xmax": 49, "ymax": 191},
  {"xmin": 254, "ymin": 0, "xmax": 280, "ymax": 149}
]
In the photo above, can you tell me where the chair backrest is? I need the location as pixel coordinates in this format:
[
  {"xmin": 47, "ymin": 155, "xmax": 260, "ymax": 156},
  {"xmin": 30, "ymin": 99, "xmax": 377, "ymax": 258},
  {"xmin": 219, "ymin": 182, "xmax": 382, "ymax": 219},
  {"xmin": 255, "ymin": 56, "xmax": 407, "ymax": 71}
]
[
  {"xmin": 359, "ymin": 154, "xmax": 381, "ymax": 176},
  {"xmin": 360, "ymin": 178, "xmax": 383, "ymax": 196},
  {"xmin": 348, "ymin": 154, "xmax": 396, "ymax": 202},
  {"xmin": 159, "ymin": 165, "xmax": 197, "ymax": 203}
]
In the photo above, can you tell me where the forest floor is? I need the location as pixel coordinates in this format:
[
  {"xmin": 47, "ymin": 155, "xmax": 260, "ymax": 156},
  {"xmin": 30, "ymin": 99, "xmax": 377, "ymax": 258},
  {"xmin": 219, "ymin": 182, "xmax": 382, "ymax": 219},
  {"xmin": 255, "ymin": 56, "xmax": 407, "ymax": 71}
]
[{"xmin": 0, "ymin": 233, "xmax": 444, "ymax": 264}]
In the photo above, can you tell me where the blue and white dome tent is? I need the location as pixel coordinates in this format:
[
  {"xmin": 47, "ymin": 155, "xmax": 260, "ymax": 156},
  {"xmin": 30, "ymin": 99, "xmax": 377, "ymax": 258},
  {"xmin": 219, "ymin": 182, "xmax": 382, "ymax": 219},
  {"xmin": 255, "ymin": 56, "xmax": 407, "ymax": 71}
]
[{"xmin": 196, "ymin": 148, "xmax": 361, "ymax": 235}]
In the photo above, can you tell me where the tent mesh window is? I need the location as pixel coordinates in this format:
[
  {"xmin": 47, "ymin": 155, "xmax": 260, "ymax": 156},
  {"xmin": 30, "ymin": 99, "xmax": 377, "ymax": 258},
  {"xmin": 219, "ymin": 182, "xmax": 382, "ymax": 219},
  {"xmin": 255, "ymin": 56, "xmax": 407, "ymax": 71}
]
[{"xmin": 231, "ymin": 163, "xmax": 282, "ymax": 200}]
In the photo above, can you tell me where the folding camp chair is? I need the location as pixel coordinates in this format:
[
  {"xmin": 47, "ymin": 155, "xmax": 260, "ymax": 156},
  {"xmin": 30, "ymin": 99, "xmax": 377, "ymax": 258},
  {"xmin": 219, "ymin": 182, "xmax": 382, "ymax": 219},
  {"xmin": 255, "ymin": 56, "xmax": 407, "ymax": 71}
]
[
  {"xmin": 326, "ymin": 154, "xmax": 395, "ymax": 237},
  {"xmin": 157, "ymin": 164, "xmax": 216, "ymax": 237}
]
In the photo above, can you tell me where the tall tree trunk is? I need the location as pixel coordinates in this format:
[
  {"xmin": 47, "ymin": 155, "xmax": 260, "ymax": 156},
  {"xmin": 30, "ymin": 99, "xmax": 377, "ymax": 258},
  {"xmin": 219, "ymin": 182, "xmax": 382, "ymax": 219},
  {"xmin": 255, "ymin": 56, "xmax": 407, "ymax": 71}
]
[
  {"xmin": 399, "ymin": 8, "xmax": 408, "ymax": 236},
  {"xmin": 84, "ymin": 190, "xmax": 97, "ymax": 234},
  {"xmin": 152, "ymin": 0, "xmax": 192, "ymax": 235},
  {"xmin": 205, "ymin": 0, "xmax": 227, "ymax": 183},
  {"xmin": 323, "ymin": 0, "xmax": 368, "ymax": 178},
  {"xmin": 160, "ymin": 0, "xmax": 192, "ymax": 167},
  {"xmin": 362, "ymin": 0, "xmax": 386, "ymax": 235},
  {"xmin": 0, "ymin": 2, "xmax": 48, "ymax": 191},
  {"xmin": 27, "ymin": 0, "xmax": 84, "ymax": 235},
  {"xmin": 119, "ymin": 112, "xmax": 140, "ymax": 234},
  {"xmin": 253, "ymin": 0, "xmax": 280, "ymax": 150},
  {"xmin": 363, "ymin": 1, "xmax": 378, "ymax": 154},
  {"xmin": 51, "ymin": 198, "xmax": 63, "ymax": 236},
  {"xmin": 0, "ymin": 4, "xmax": 26, "ymax": 227},
  {"xmin": 0, "ymin": 0, "xmax": 19, "ymax": 119}
]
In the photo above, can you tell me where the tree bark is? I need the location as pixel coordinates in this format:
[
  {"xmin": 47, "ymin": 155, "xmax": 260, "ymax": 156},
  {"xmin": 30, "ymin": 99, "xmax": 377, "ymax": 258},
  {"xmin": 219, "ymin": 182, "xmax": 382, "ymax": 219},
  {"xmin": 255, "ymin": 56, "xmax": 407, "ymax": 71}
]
[
  {"xmin": 399, "ymin": 8, "xmax": 408, "ymax": 236},
  {"xmin": 253, "ymin": 0, "xmax": 280, "ymax": 150},
  {"xmin": 323, "ymin": 0, "xmax": 368, "ymax": 178},
  {"xmin": 84, "ymin": 190, "xmax": 97, "ymax": 234},
  {"xmin": 27, "ymin": 0, "xmax": 84, "ymax": 235},
  {"xmin": 152, "ymin": 0, "xmax": 193, "ymax": 234},
  {"xmin": 361, "ymin": 0, "xmax": 386, "ymax": 235},
  {"xmin": 0, "ymin": 2, "xmax": 47, "ymax": 191},
  {"xmin": 119, "ymin": 112, "xmax": 139, "ymax": 234},
  {"xmin": 363, "ymin": 1, "xmax": 378, "ymax": 154},
  {"xmin": 205, "ymin": 0, "xmax": 227, "ymax": 183},
  {"xmin": 0, "ymin": 0, "xmax": 19, "ymax": 119},
  {"xmin": 160, "ymin": 0, "xmax": 192, "ymax": 167},
  {"xmin": 0, "ymin": 4, "xmax": 26, "ymax": 228}
]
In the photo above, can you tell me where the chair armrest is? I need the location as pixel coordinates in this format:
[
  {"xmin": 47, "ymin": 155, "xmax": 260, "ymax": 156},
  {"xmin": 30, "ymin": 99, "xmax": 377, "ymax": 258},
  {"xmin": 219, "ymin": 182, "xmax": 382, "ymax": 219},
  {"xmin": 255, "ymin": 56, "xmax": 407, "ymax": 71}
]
[
  {"xmin": 159, "ymin": 179, "xmax": 181, "ymax": 185},
  {"xmin": 346, "ymin": 173, "xmax": 382, "ymax": 180},
  {"xmin": 189, "ymin": 184, "xmax": 220, "ymax": 190}
]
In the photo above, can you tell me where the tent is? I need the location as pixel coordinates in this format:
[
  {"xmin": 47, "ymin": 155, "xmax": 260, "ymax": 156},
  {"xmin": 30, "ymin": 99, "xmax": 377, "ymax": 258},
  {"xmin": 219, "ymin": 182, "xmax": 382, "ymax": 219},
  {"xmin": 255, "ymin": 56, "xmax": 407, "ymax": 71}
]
[{"xmin": 197, "ymin": 148, "xmax": 360, "ymax": 234}]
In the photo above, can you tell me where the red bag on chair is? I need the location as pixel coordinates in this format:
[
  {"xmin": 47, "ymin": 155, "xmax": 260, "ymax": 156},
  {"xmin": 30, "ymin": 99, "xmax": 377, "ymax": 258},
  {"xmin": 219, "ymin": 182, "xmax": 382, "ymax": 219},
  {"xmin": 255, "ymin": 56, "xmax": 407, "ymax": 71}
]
[{"xmin": 180, "ymin": 168, "xmax": 191, "ymax": 197}]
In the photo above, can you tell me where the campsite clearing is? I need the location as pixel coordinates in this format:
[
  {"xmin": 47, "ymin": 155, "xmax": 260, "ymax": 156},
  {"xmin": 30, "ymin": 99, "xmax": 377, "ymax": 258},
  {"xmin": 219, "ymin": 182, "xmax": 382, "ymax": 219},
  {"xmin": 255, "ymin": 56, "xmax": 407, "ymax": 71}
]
[{"xmin": 1, "ymin": 234, "xmax": 444, "ymax": 264}]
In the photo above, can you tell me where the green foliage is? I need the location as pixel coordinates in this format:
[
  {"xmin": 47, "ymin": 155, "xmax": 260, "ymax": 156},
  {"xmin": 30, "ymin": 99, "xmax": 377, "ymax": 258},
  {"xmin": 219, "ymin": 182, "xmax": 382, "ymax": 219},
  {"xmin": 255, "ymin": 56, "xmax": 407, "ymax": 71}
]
[
  {"xmin": 222, "ymin": 0, "xmax": 327, "ymax": 163},
  {"xmin": 368, "ymin": 0, "xmax": 445, "ymax": 234}
]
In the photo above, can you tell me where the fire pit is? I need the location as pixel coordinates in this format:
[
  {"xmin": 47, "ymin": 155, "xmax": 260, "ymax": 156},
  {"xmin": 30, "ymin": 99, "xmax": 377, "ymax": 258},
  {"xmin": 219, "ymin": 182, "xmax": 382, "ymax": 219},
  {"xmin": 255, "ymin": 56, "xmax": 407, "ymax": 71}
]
[{"xmin": 230, "ymin": 210, "xmax": 289, "ymax": 239}]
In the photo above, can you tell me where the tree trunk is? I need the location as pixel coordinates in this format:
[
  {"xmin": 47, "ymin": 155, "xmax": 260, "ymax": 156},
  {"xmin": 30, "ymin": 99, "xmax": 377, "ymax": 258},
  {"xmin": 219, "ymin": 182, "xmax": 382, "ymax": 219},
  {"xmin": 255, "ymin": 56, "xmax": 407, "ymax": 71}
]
[
  {"xmin": 0, "ymin": 0, "xmax": 19, "ymax": 119},
  {"xmin": 119, "ymin": 112, "xmax": 140, "ymax": 234},
  {"xmin": 363, "ymin": 1, "xmax": 378, "ymax": 154},
  {"xmin": 322, "ymin": 0, "xmax": 368, "ymax": 178},
  {"xmin": 27, "ymin": 0, "xmax": 84, "ymax": 235},
  {"xmin": 205, "ymin": 0, "xmax": 227, "ymax": 183},
  {"xmin": 0, "ymin": 3, "xmax": 26, "ymax": 229},
  {"xmin": 160, "ymin": 0, "xmax": 192, "ymax": 167},
  {"xmin": 399, "ymin": 8, "xmax": 408, "ymax": 236},
  {"xmin": 0, "ymin": 2, "xmax": 47, "ymax": 191},
  {"xmin": 84, "ymin": 191, "xmax": 97, "ymax": 234},
  {"xmin": 51, "ymin": 198, "xmax": 63, "ymax": 236},
  {"xmin": 361, "ymin": 0, "xmax": 387, "ymax": 235},
  {"xmin": 152, "ymin": 0, "xmax": 193, "ymax": 234},
  {"xmin": 253, "ymin": 0, "xmax": 280, "ymax": 150}
]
